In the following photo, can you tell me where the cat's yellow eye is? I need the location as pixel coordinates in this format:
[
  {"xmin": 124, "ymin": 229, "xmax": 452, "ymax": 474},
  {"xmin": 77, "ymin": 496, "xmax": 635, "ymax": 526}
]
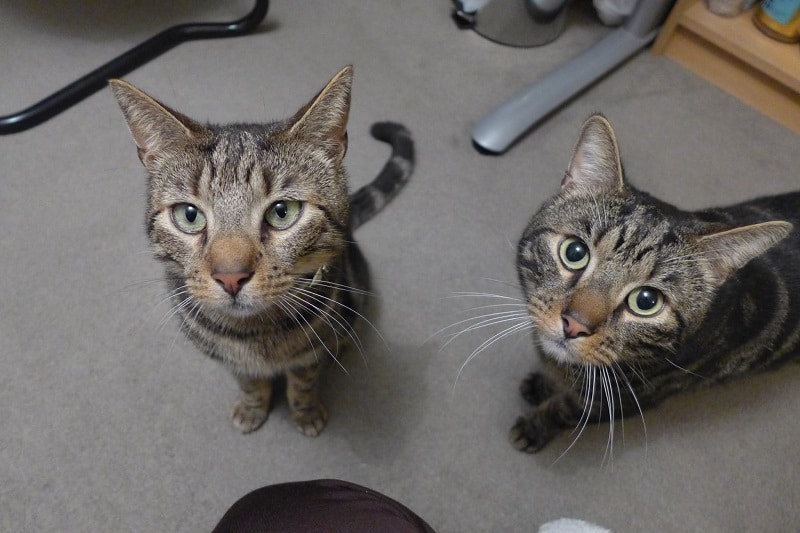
[
  {"xmin": 627, "ymin": 287, "xmax": 664, "ymax": 317},
  {"xmin": 558, "ymin": 237, "xmax": 590, "ymax": 270},
  {"xmin": 264, "ymin": 200, "xmax": 302, "ymax": 230},
  {"xmin": 171, "ymin": 203, "xmax": 207, "ymax": 234}
]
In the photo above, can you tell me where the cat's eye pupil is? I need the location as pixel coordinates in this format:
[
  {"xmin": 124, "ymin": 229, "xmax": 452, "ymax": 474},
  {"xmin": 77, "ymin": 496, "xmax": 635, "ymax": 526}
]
[
  {"xmin": 274, "ymin": 202, "xmax": 288, "ymax": 219},
  {"xmin": 637, "ymin": 289, "xmax": 658, "ymax": 310},
  {"xmin": 185, "ymin": 205, "xmax": 198, "ymax": 222},
  {"xmin": 565, "ymin": 241, "xmax": 587, "ymax": 262}
]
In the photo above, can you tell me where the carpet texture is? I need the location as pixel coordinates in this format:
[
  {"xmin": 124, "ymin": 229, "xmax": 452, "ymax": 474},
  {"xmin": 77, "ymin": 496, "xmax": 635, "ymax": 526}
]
[{"xmin": 2, "ymin": 1, "xmax": 798, "ymax": 531}]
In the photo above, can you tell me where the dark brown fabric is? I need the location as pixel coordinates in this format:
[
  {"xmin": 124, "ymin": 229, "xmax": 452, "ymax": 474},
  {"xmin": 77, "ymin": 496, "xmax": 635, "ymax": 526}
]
[{"xmin": 213, "ymin": 479, "xmax": 437, "ymax": 533}]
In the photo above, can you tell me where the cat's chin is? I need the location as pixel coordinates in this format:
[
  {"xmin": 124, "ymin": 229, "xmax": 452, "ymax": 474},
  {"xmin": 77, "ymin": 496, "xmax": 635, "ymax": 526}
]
[
  {"xmin": 538, "ymin": 337, "xmax": 583, "ymax": 366},
  {"xmin": 211, "ymin": 300, "xmax": 271, "ymax": 319}
]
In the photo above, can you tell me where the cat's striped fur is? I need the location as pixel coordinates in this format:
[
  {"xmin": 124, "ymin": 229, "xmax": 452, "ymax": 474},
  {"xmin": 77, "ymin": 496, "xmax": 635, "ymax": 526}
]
[
  {"xmin": 511, "ymin": 114, "xmax": 799, "ymax": 453},
  {"xmin": 111, "ymin": 66, "xmax": 413, "ymax": 436}
]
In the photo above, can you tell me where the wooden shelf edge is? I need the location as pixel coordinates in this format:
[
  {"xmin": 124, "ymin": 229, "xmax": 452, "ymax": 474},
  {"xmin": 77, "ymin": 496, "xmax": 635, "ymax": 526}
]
[
  {"xmin": 653, "ymin": 0, "xmax": 800, "ymax": 134},
  {"xmin": 662, "ymin": 27, "xmax": 800, "ymax": 133},
  {"xmin": 680, "ymin": 2, "xmax": 800, "ymax": 92}
]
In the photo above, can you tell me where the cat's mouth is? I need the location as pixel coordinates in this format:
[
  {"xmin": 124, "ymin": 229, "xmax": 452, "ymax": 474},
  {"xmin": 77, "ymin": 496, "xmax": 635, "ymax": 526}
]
[
  {"xmin": 539, "ymin": 336, "xmax": 583, "ymax": 365},
  {"xmin": 210, "ymin": 295, "xmax": 274, "ymax": 319},
  {"xmin": 228, "ymin": 300, "xmax": 257, "ymax": 314},
  {"xmin": 538, "ymin": 332, "xmax": 615, "ymax": 367}
]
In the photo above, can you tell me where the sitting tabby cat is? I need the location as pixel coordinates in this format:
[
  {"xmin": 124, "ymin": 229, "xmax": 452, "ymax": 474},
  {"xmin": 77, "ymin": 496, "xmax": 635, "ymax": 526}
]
[
  {"xmin": 511, "ymin": 114, "xmax": 799, "ymax": 453},
  {"xmin": 110, "ymin": 66, "xmax": 413, "ymax": 437}
]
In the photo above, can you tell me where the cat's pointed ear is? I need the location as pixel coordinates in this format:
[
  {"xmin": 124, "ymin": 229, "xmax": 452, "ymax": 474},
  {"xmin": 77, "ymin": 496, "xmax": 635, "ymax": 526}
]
[
  {"xmin": 562, "ymin": 114, "xmax": 624, "ymax": 194},
  {"xmin": 695, "ymin": 221, "xmax": 793, "ymax": 283},
  {"xmin": 109, "ymin": 79, "xmax": 206, "ymax": 169},
  {"xmin": 288, "ymin": 65, "xmax": 352, "ymax": 162}
]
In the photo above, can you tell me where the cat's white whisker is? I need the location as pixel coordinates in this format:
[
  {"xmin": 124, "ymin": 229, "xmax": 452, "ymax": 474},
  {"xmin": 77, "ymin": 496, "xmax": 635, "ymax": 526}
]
[
  {"xmin": 276, "ymin": 297, "xmax": 324, "ymax": 367},
  {"xmin": 562, "ymin": 366, "xmax": 587, "ymax": 438},
  {"xmin": 169, "ymin": 299, "xmax": 202, "ymax": 355},
  {"xmin": 288, "ymin": 287, "xmax": 368, "ymax": 364},
  {"xmin": 289, "ymin": 288, "xmax": 357, "ymax": 340},
  {"xmin": 286, "ymin": 293, "xmax": 354, "ymax": 375},
  {"xmin": 554, "ymin": 364, "xmax": 595, "ymax": 464},
  {"xmin": 439, "ymin": 317, "xmax": 531, "ymax": 360},
  {"xmin": 478, "ymin": 278, "xmax": 525, "ymax": 291},
  {"xmin": 610, "ymin": 366, "xmax": 626, "ymax": 449},
  {"xmin": 433, "ymin": 289, "xmax": 531, "ymax": 344},
  {"xmin": 153, "ymin": 287, "xmax": 192, "ymax": 316},
  {"xmin": 295, "ymin": 277, "xmax": 374, "ymax": 297},
  {"xmin": 504, "ymin": 235, "xmax": 517, "ymax": 252},
  {"xmin": 445, "ymin": 290, "xmax": 524, "ymax": 302},
  {"xmin": 158, "ymin": 292, "xmax": 195, "ymax": 332},
  {"xmin": 293, "ymin": 284, "xmax": 385, "ymax": 349},
  {"xmin": 447, "ymin": 313, "xmax": 530, "ymax": 341},
  {"xmin": 664, "ymin": 357, "xmax": 708, "ymax": 380},
  {"xmin": 448, "ymin": 303, "xmax": 530, "ymax": 318},
  {"xmin": 600, "ymin": 366, "xmax": 615, "ymax": 469},
  {"xmin": 620, "ymin": 360, "xmax": 652, "ymax": 390},
  {"xmin": 452, "ymin": 320, "xmax": 532, "ymax": 392},
  {"xmin": 432, "ymin": 310, "xmax": 531, "ymax": 349},
  {"xmin": 118, "ymin": 277, "xmax": 173, "ymax": 293},
  {"xmin": 281, "ymin": 292, "xmax": 350, "ymax": 375},
  {"xmin": 614, "ymin": 362, "xmax": 648, "ymax": 457}
]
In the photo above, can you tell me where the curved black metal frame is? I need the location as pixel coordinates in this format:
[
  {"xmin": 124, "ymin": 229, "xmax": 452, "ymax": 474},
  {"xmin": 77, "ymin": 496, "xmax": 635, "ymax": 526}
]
[{"xmin": 0, "ymin": 0, "xmax": 269, "ymax": 135}]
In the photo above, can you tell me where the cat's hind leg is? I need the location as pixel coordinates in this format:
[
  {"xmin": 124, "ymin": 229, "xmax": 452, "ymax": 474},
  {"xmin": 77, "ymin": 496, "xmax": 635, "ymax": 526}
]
[
  {"xmin": 286, "ymin": 362, "xmax": 328, "ymax": 437},
  {"xmin": 231, "ymin": 375, "xmax": 273, "ymax": 433}
]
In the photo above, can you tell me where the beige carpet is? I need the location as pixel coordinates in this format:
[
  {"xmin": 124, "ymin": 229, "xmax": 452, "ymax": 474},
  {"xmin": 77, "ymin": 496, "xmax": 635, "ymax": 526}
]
[{"xmin": 2, "ymin": 1, "xmax": 798, "ymax": 531}]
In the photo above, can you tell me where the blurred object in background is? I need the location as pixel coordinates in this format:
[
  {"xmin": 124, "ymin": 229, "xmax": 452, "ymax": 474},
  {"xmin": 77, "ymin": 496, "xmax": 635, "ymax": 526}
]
[{"xmin": 753, "ymin": 0, "xmax": 800, "ymax": 41}]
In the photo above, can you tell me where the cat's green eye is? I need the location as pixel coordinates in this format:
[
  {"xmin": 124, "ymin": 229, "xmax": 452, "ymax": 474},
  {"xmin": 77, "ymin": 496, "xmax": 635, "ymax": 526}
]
[
  {"xmin": 627, "ymin": 287, "xmax": 664, "ymax": 317},
  {"xmin": 558, "ymin": 237, "xmax": 590, "ymax": 270},
  {"xmin": 264, "ymin": 200, "xmax": 302, "ymax": 230},
  {"xmin": 171, "ymin": 203, "xmax": 207, "ymax": 234}
]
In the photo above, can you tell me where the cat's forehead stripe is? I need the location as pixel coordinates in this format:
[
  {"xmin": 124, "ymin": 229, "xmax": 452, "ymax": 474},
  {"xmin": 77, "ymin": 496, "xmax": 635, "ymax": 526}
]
[{"xmin": 196, "ymin": 159, "xmax": 214, "ymax": 199}]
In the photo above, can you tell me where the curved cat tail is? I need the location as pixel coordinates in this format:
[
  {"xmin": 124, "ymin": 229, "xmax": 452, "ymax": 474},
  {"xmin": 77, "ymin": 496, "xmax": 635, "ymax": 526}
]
[{"xmin": 349, "ymin": 122, "xmax": 415, "ymax": 231}]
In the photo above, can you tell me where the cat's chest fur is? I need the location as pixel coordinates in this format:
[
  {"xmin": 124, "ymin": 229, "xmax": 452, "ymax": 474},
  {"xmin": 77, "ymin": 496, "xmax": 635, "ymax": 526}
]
[{"xmin": 182, "ymin": 312, "xmax": 318, "ymax": 376}]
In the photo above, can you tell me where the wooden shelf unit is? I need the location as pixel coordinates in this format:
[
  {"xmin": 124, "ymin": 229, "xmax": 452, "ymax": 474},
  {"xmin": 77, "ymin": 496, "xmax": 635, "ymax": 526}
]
[{"xmin": 652, "ymin": 0, "xmax": 800, "ymax": 133}]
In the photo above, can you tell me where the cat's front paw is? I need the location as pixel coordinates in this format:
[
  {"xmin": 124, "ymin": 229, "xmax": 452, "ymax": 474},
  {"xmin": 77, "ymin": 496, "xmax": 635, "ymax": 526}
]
[
  {"xmin": 291, "ymin": 403, "xmax": 329, "ymax": 438},
  {"xmin": 231, "ymin": 398, "xmax": 270, "ymax": 434},
  {"xmin": 519, "ymin": 372, "xmax": 555, "ymax": 406},
  {"xmin": 509, "ymin": 415, "xmax": 556, "ymax": 453}
]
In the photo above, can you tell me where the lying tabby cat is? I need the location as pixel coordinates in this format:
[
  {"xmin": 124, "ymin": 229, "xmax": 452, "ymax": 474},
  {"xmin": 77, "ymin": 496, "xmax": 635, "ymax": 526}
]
[
  {"xmin": 511, "ymin": 114, "xmax": 799, "ymax": 453},
  {"xmin": 110, "ymin": 66, "xmax": 413, "ymax": 437}
]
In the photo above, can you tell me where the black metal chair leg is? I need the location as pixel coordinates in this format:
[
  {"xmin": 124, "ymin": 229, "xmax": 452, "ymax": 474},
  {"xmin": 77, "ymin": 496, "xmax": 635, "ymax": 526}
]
[{"xmin": 0, "ymin": 0, "xmax": 269, "ymax": 135}]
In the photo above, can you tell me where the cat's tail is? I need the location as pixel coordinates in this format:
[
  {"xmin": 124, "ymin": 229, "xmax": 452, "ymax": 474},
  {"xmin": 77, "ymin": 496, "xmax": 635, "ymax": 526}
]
[{"xmin": 349, "ymin": 122, "xmax": 414, "ymax": 231}]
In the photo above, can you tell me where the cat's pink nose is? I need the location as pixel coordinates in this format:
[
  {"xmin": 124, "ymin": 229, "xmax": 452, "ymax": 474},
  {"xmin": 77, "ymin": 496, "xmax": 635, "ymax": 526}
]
[
  {"xmin": 212, "ymin": 270, "xmax": 253, "ymax": 296},
  {"xmin": 562, "ymin": 314, "xmax": 592, "ymax": 338}
]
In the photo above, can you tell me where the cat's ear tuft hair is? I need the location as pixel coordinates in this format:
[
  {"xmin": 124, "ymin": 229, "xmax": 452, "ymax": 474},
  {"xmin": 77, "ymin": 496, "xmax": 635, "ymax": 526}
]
[
  {"xmin": 695, "ymin": 221, "xmax": 793, "ymax": 283},
  {"xmin": 288, "ymin": 65, "xmax": 352, "ymax": 162},
  {"xmin": 562, "ymin": 114, "xmax": 624, "ymax": 195},
  {"xmin": 109, "ymin": 79, "xmax": 206, "ymax": 169}
]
